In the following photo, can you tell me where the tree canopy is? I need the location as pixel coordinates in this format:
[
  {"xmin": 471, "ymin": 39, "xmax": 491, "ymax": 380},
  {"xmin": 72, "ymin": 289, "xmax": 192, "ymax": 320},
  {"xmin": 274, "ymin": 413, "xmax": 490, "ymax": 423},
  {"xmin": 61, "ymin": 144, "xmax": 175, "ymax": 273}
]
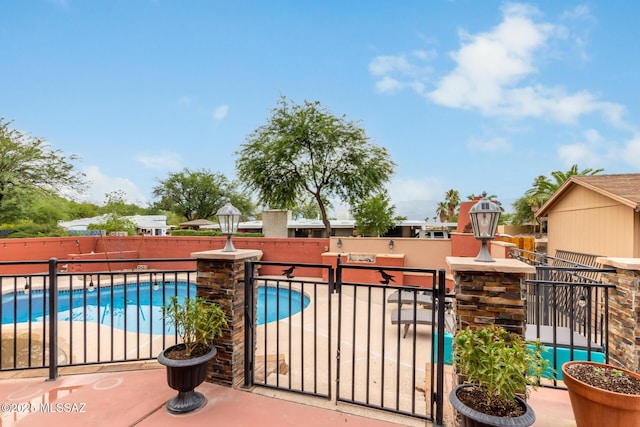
[
  {"xmin": 525, "ymin": 164, "xmax": 604, "ymax": 204},
  {"xmin": 352, "ymin": 193, "xmax": 397, "ymax": 237},
  {"xmin": 444, "ymin": 189, "xmax": 460, "ymax": 220},
  {"xmin": 152, "ymin": 168, "xmax": 253, "ymax": 222},
  {"xmin": 511, "ymin": 164, "xmax": 605, "ymax": 226},
  {"xmin": 235, "ymin": 97, "xmax": 395, "ymax": 237},
  {"xmin": 0, "ymin": 119, "xmax": 86, "ymax": 212},
  {"xmin": 86, "ymin": 191, "xmax": 137, "ymax": 235}
]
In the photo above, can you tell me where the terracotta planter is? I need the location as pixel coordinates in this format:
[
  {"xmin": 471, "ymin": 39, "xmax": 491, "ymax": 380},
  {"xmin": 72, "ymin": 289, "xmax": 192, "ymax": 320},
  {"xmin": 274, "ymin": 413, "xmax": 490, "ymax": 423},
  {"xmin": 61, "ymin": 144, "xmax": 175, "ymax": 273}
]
[
  {"xmin": 449, "ymin": 384, "xmax": 536, "ymax": 427},
  {"xmin": 562, "ymin": 361, "xmax": 640, "ymax": 427},
  {"xmin": 157, "ymin": 344, "xmax": 217, "ymax": 414}
]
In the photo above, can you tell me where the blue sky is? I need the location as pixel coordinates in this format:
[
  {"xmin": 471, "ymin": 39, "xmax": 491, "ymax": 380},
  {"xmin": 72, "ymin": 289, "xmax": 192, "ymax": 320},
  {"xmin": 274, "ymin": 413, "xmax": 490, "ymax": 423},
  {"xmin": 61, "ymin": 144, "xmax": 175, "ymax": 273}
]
[{"xmin": 2, "ymin": 1, "xmax": 639, "ymax": 219}]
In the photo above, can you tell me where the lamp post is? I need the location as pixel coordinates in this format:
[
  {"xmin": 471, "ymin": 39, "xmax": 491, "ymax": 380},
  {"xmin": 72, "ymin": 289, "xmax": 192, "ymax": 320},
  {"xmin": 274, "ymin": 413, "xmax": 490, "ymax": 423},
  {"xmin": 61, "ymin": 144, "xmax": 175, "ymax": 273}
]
[
  {"xmin": 468, "ymin": 192, "xmax": 501, "ymax": 262},
  {"xmin": 216, "ymin": 202, "xmax": 241, "ymax": 252}
]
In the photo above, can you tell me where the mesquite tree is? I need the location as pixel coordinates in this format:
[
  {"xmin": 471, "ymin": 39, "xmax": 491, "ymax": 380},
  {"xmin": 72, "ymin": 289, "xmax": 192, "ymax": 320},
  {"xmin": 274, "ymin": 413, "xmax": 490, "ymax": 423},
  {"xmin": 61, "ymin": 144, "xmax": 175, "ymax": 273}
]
[{"xmin": 236, "ymin": 97, "xmax": 395, "ymax": 237}]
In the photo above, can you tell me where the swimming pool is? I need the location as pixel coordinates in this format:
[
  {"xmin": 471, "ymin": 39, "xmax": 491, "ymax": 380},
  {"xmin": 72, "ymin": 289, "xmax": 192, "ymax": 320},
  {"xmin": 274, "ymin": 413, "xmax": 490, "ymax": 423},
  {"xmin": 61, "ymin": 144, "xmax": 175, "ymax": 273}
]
[{"xmin": 1, "ymin": 283, "xmax": 310, "ymax": 333}]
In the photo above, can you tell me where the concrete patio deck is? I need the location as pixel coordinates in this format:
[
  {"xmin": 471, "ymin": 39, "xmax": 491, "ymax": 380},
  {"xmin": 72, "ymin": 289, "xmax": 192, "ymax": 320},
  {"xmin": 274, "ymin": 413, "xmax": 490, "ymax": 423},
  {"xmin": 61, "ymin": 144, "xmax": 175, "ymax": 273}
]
[{"xmin": 0, "ymin": 363, "xmax": 576, "ymax": 427}]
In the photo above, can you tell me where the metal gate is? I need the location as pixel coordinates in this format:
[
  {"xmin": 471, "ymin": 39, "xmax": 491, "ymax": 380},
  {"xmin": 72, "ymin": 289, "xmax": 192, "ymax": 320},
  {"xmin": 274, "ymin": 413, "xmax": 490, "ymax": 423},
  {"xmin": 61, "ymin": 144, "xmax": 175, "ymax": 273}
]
[{"xmin": 244, "ymin": 260, "xmax": 449, "ymax": 425}]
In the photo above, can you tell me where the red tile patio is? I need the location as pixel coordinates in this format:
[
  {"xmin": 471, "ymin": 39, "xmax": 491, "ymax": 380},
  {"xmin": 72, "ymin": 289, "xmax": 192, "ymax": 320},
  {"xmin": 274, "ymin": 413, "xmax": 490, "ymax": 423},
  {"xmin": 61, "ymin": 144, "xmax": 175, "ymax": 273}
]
[{"xmin": 0, "ymin": 364, "xmax": 576, "ymax": 427}]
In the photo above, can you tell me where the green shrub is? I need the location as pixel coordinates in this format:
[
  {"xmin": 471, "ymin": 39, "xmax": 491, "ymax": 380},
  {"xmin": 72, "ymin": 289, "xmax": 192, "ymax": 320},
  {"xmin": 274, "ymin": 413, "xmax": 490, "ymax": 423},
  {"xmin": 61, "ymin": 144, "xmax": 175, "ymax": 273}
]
[
  {"xmin": 453, "ymin": 324, "xmax": 548, "ymax": 407},
  {"xmin": 161, "ymin": 296, "xmax": 228, "ymax": 357}
]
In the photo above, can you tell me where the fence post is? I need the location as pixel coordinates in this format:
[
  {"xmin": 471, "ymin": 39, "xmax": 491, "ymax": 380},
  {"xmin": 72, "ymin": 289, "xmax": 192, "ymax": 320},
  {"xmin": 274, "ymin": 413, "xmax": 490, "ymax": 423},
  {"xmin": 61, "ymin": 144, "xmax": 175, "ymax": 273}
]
[
  {"xmin": 335, "ymin": 255, "xmax": 342, "ymax": 293},
  {"xmin": 48, "ymin": 257, "xmax": 58, "ymax": 381},
  {"xmin": 244, "ymin": 259, "xmax": 255, "ymax": 388},
  {"xmin": 435, "ymin": 269, "xmax": 446, "ymax": 426}
]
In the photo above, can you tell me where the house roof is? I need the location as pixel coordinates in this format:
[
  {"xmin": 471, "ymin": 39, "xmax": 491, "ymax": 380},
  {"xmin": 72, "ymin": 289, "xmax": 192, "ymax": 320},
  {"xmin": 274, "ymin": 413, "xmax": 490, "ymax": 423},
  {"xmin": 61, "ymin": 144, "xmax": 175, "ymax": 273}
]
[
  {"xmin": 58, "ymin": 215, "xmax": 170, "ymax": 231},
  {"xmin": 180, "ymin": 219, "xmax": 215, "ymax": 227},
  {"xmin": 202, "ymin": 219, "xmax": 458, "ymax": 231},
  {"xmin": 537, "ymin": 173, "xmax": 640, "ymax": 216}
]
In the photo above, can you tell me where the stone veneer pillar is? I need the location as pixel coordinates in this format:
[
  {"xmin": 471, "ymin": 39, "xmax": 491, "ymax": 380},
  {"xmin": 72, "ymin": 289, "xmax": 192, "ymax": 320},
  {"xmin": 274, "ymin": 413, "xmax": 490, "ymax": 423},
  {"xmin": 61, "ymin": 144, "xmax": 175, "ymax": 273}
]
[
  {"xmin": 446, "ymin": 257, "xmax": 535, "ymax": 426},
  {"xmin": 446, "ymin": 257, "xmax": 535, "ymax": 336},
  {"xmin": 597, "ymin": 257, "xmax": 640, "ymax": 373},
  {"xmin": 191, "ymin": 248, "xmax": 262, "ymax": 388}
]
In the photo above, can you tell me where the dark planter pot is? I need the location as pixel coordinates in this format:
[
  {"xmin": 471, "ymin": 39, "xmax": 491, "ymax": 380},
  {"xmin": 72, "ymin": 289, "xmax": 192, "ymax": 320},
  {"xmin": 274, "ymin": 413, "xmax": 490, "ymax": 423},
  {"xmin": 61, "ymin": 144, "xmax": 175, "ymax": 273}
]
[
  {"xmin": 157, "ymin": 344, "xmax": 217, "ymax": 414},
  {"xmin": 562, "ymin": 361, "xmax": 640, "ymax": 427},
  {"xmin": 449, "ymin": 384, "xmax": 536, "ymax": 427}
]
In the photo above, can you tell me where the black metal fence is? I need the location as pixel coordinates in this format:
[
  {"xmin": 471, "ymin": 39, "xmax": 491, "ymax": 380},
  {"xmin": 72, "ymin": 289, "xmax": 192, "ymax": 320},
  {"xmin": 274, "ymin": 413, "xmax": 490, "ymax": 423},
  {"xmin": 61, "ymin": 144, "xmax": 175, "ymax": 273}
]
[
  {"xmin": 510, "ymin": 248, "xmax": 616, "ymax": 386},
  {"xmin": 0, "ymin": 258, "xmax": 196, "ymax": 379},
  {"xmin": 244, "ymin": 260, "xmax": 335, "ymax": 399},
  {"xmin": 243, "ymin": 259, "xmax": 449, "ymax": 425}
]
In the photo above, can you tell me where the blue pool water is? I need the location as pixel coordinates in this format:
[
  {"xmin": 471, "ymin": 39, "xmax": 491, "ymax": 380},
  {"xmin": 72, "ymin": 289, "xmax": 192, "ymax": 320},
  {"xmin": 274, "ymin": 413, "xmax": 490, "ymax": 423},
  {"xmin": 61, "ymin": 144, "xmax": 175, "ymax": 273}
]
[
  {"xmin": 257, "ymin": 286, "xmax": 310, "ymax": 326},
  {"xmin": 1, "ymin": 283, "xmax": 310, "ymax": 333}
]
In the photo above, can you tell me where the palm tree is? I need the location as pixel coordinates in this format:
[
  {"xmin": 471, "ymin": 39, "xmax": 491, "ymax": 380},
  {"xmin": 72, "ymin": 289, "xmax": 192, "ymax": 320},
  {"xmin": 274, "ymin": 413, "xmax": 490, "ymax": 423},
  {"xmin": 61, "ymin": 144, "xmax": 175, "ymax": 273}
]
[
  {"xmin": 526, "ymin": 164, "xmax": 604, "ymax": 203},
  {"xmin": 444, "ymin": 189, "xmax": 460, "ymax": 221},
  {"xmin": 435, "ymin": 202, "xmax": 448, "ymax": 223}
]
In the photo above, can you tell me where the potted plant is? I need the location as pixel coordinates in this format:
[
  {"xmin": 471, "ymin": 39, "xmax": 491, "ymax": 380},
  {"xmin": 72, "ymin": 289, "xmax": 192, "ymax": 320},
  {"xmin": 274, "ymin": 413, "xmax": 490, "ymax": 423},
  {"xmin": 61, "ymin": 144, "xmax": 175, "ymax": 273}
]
[
  {"xmin": 157, "ymin": 296, "xmax": 228, "ymax": 414},
  {"xmin": 449, "ymin": 324, "xmax": 548, "ymax": 427},
  {"xmin": 562, "ymin": 361, "xmax": 640, "ymax": 427}
]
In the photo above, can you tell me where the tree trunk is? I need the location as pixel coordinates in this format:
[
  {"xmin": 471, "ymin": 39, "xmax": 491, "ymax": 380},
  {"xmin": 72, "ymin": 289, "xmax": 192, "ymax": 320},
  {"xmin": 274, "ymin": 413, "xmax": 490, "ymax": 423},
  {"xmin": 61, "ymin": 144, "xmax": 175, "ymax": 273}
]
[{"xmin": 316, "ymin": 196, "xmax": 332, "ymax": 238}]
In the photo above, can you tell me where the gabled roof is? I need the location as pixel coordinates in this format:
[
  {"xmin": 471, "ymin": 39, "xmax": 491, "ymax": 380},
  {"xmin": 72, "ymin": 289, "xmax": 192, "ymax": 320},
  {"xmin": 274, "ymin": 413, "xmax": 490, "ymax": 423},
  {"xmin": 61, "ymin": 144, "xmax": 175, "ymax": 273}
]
[{"xmin": 537, "ymin": 173, "xmax": 640, "ymax": 216}]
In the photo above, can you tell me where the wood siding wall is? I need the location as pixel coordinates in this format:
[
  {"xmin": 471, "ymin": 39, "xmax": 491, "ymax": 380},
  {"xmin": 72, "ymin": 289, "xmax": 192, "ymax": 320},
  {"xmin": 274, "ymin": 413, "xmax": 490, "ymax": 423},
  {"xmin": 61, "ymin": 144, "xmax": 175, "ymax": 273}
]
[{"xmin": 547, "ymin": 186, "xmax": 640, "ymax": 257}]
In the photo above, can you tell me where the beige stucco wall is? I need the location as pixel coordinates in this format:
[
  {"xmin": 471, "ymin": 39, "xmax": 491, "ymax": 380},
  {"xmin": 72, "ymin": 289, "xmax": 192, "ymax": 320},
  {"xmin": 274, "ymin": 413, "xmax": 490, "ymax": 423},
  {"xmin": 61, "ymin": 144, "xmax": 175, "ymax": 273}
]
[
  {"xmin": 546, "ymin": 186, "xmax": 640, "ymax": 257},
  {"xmin": 329, "ymin": 237, "xmax": 452, "ymax": 272},
  {"xmin": 262, "ymin": 210, "xmax": 290, "ymax": 238}
]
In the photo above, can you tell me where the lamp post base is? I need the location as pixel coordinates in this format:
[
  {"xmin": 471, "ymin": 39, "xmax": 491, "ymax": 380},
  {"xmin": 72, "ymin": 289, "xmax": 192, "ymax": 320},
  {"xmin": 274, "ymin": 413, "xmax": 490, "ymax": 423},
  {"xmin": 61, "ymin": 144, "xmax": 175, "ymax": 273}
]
[
  {"xmin": 474, "ymin": 241, "xmax": 495, "ymax": 262},
  {"xmin": 221, "ymin": 235, "xmax": 236, "ymax": 252}
]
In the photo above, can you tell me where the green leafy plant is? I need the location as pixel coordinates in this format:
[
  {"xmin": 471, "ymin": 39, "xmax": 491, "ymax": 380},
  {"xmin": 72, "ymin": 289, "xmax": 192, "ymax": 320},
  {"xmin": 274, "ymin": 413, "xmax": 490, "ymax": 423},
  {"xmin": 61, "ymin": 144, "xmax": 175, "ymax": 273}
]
[
  {"xmin": 453, "ymin": 324, "xmax": 548, "ymax": 408},
  {"xmin": 162, "ymin": 296, "xmax": 228, "ymax": 358}
]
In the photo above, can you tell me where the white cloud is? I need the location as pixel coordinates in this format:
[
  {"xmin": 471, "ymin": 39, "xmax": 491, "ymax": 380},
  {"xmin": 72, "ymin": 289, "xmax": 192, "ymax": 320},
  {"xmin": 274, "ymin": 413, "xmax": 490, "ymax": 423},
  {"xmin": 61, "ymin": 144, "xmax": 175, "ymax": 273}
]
[
  {"xmin": 386, "ymin": 177, "xmax": 445, "ymax": 203},
  {"xmin": 556, "ymin": 128, "xmax": 617, "ymax": 169},
  {"xmin": 467, "ymin": 136, "xmax": 512, "ymax": 152},
  {"xmin": 375, "ymin": 76, "xmax": 403, "ymax": 93},
  {"xmin": 429, "ymin": 5, "xmax": 556, "ymax": 114},
  {"xmin": 213, "ymin": 104, "xmax": 229, "ymax": 120},
  {"xmin": 557, "ymin": 143, "xmax": 600, "ymax": 167},
  {"xmin": 583, "ymin": 128, "xmax": 603, "ymax": 144},
  {"xmin": 620, "ymin": 134, "xmax": 640, "ymax": 168},
  {"xmin": 369, "ymin": 54, "xmax": 414, "ymax": 76},
  {"xmin": 369, "ymin": 51, "xmax": 434, "ymax": 94},
  {"xmin": 136, "ymin": 151, "xmax": 182, "ymax": 170},
  {"xmin": 561, "ymin": 4, "xmax": 592, "ymax": 21},
  {"xmin": 81, "ymin": 166, "xmax": 147, "ymax": 205},
  {"xmin": 372, "ymin": 3, "xmax": 628, "ymax": 128}
]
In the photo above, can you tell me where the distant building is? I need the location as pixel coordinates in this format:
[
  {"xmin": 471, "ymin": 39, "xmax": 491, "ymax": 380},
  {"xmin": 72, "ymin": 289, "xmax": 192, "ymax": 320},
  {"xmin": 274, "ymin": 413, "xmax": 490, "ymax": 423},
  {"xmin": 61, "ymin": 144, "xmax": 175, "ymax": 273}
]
[
  {"xmin": 58, "ymin": 215, "xmax": 172, "ymax": 236},
  {"xmin": 202, "ymin": 214, "xmax": 456, "ymax": 238}
]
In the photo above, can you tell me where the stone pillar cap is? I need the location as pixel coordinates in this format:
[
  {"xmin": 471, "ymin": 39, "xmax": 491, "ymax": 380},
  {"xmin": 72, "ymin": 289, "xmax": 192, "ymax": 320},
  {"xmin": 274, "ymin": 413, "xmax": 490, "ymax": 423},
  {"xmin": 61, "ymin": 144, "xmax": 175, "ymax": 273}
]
[
  {"xmin": 597, "ymin": 257, "xmax": 640, "ymax": 271},
  {"xmin": 446, "ymin": 256, "xmax": 535, "ymax": 274},
  {"xmin": 191, "ymin": 249, "xmax": 263, "ymax": 261}
]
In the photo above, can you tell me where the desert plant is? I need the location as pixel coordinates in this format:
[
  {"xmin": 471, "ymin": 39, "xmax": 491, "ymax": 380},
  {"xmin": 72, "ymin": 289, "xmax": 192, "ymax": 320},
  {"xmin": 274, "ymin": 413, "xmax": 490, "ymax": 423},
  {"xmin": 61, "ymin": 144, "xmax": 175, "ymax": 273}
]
[
  {"xmin": 453, "ymin": 324, "xmax": 548, "ymax": 409},
  {"xmin": 162, "ymin": 296, "xmax": 228, "ymax": 358}
]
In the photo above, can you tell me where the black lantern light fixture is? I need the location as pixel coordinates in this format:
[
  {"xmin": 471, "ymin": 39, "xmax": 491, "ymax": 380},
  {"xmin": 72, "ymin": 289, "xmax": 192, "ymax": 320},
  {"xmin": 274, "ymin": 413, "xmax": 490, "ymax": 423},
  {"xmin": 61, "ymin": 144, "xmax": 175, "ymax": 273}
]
[
  {"xmin": 389, "ymin": 239, "xmax": 395, "ymax": 253},
  {"xmin": 216, "ymin": 202, "xmax": 242, "ymax": 252},
  {"xmin": 468, "ymin": 192, "xmax": 501, "ymax": 262},
  {"xmin": 337, "ymin": 239, "xmax": 343, "ymax": 252}
]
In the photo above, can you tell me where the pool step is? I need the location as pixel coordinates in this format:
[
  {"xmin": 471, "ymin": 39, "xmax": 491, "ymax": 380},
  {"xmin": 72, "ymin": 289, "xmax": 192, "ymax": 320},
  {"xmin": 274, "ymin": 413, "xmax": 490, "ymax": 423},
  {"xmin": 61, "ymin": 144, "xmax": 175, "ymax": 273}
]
[{"xmin": 254, "ymin": 353, "xmax": 288, "ymax": 382}]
